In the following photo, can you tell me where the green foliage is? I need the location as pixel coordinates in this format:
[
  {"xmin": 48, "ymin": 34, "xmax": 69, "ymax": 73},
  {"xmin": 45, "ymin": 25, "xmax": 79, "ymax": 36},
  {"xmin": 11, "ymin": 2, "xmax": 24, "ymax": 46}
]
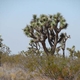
[{"xmin": 23, "ymin": 13, "xmax": 67, "ymax": 37}]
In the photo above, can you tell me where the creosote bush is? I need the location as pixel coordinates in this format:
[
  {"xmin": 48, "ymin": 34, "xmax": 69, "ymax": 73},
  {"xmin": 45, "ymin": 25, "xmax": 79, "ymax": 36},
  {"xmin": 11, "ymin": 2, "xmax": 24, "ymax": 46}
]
[{"xmin": 21, "ymin": 49, "xmax": 80, "ymax": 80}]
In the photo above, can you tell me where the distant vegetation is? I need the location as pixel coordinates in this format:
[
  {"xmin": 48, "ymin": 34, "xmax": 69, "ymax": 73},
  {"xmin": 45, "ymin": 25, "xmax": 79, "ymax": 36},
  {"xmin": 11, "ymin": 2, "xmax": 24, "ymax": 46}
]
[{"xmin": 0, "ymin": 13, "xmax": 80, "ymax": 80}]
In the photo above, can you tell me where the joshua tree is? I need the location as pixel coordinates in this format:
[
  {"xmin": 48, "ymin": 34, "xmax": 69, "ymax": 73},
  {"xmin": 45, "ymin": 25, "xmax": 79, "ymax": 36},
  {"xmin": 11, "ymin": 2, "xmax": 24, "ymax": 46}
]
[
  {"xmin": 1, "ymin": 44, "xmax": 11, "ymax": 54},
  {"xmin": 67, "ymin": 45, "xmax": 76, "ymax": 60},
  {"xmin": 57, "ymin": 33, "xmax": 70, "ymax": 57},
  {"xmin": 0, "ymin": 35, "xmax": 11, "ymax": 66},
  {"xmin": 0, "ymin": 35, "xmax": 3, "ymax": 66},
  {"xmin": 23, "ymin": 13, "xmax": 70, "ymax": 56}
]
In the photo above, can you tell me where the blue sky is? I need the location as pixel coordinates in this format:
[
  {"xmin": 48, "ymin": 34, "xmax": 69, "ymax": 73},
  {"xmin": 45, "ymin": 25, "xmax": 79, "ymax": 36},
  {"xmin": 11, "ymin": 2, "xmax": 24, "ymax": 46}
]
[{"xmin": 0, "ymin": 0, "xmax": 80, "ymax": 54}]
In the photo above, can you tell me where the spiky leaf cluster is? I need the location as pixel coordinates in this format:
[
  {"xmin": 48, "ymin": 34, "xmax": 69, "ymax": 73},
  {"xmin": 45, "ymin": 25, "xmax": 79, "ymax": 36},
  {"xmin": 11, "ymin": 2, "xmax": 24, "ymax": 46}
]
[{"xmin": 23, "ymin": 13, "xmax": 68, "ymax": 42}]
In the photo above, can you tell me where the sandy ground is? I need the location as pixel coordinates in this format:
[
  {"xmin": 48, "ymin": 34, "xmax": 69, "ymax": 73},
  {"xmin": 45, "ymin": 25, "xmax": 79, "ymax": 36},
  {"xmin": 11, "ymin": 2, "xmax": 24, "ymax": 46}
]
[{"xmin": 0, "ymin": 64, "xmax": 52, "ymax": 80}]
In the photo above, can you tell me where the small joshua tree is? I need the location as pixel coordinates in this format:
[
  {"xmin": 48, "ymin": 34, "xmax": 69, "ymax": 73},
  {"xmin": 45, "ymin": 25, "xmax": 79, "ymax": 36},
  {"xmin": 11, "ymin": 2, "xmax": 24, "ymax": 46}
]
[
  {"xmin": 0, "ymin": 35, "xmax": 3, "ymax": 66},
  {"xmin": 23, "ymin": 13, "xmax": 70, "ymax": 56},
  {"xmin": 67, "ymin": 45, "xmax": 76, "ymax": 60},
  {"xmin": 0, "ymin": 35, "xmax": 11, "ymax": 66},
  {"xmin": 57, "ymin": 33, "xmax": 70, "ymax": 57}
]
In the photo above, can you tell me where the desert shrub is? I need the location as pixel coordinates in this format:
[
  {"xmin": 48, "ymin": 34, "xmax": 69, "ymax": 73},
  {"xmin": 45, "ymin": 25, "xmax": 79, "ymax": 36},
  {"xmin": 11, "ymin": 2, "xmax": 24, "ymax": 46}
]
[
  {"xmin": 1, "ymin": 49, "xmax": 80, "ymax": 80},
  {"xmin": 21, "ymin": 50, "xmax": 80, "ymax": 80}
]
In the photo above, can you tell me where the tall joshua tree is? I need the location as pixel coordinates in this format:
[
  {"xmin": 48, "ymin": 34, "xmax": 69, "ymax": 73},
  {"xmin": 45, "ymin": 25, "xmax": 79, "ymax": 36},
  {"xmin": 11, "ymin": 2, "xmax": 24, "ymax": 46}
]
[{"xmin": 23, "ymin": 13, "xmax": 69, "ymax": 56}]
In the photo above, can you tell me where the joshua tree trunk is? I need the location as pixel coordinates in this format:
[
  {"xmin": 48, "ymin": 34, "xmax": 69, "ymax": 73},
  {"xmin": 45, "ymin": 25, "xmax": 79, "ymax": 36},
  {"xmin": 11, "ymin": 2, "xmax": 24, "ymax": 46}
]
[
  {"xmin": 41, "ymin": 41, "xmax": 49, "ymax": 56},
  {"xmin": 62, "ymin": 49, "xmax": 65, "ymax": 58},
  {"xmin": 51, "ymin": 33, "xmax": 58, "ymax": 55}
]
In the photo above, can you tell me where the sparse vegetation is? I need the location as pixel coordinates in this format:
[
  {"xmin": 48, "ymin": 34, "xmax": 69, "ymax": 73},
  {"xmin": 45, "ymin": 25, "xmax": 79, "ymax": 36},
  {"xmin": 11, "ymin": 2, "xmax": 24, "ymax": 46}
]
[{"xmin": 0, "ymin": 49, "xmax": 80, "ymax": 80}]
